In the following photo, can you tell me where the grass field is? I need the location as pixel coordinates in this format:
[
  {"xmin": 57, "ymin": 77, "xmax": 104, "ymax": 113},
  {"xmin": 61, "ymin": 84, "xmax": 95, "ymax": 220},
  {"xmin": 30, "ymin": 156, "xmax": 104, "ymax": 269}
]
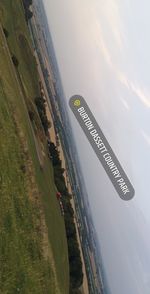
[{"xmin": 0, "ymin": 1, "xmax": 69, "ymax": 293}]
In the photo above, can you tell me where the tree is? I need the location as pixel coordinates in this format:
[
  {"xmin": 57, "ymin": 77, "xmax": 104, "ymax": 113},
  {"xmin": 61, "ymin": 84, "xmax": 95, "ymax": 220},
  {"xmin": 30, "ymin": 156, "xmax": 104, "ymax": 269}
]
[
  {"xmin": 22, "ymin": 0, "xmax": 33, "ymax": 21},
  {"xmin": 25, "ymin": 9, "xmax": 33, "ymax": 21},
  {"xmin": 35, "ymin": 96, "xmax": 51, "ymax": 134},
  {"xmin": 48, "ymin": 142, "xmax": 61, "ymax": 166},
  {"xmin": 49, "ymin": 142, "xmax": 83, "ymax": 290},
  {"xmin": 23, "ymin": 0, "xmax": 32, "ymax": 8}
]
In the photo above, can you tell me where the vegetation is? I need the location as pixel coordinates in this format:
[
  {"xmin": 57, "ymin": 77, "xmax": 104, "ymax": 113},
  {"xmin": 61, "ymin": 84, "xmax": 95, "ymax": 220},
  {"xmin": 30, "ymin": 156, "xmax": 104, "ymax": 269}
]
[
  {"xmin": 70, "ymin": 289, "xmax": 82, "ymax": 294},
  {"xmin": 0, "ymin": 1, "xmax": 69, "ymax": 293},
  {"xmin": 3, "ymin": 27, "xmax": 9, "ymax": 38},
  {"xmin": 48, "ymin": 142, "xmax": 83, "ymax": 291},
  {"xmin": 12, "ymin": 54, "xmax": 19, "ymax": 67},
  {"xmin": 35, "ymin": 95, "xmax": 51, "ymax": 134},
  {"xmin": 23, "ymin": 0, "xmax": 32, "ymax": 6},
  {"xmin": 22, "ymin": 0, "xmax": 33, "ymax": 21}
]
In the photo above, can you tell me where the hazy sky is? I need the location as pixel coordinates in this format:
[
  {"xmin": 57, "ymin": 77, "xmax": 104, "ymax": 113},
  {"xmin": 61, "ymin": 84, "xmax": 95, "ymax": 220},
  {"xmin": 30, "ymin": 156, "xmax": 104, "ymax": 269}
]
[{"xmin": 43, "ymin": 1, "xmax": 150, "ymax": 293}]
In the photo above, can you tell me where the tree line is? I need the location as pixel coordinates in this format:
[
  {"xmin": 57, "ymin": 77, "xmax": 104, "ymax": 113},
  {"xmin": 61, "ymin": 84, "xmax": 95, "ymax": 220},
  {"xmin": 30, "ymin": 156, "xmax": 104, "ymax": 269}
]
[
  {"xmin": 34, "ymin": 96, "xmax": 50, "ymax": 135},
  {"xmin": 34, "ymin": 96, "xmax": 83, "ymax": 290},
  {"xmin": 48, "ymin": 142, "xmax": 83, "ymax": 292},
  {"xmin": 22, "ymin": 0, "xmax": 33, "ymax": 21}
]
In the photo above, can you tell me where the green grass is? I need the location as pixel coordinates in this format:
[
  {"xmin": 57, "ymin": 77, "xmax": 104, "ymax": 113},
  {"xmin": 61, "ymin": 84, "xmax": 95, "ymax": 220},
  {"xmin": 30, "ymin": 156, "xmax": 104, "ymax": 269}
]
[
  {"xmin": 0, "ymin": 77, "xmax": 52, "ymax": 293},
  {"xmin": 0, "ymin": 1, "xmax": 69, "ymax": 293},
  {"xmin": 0, "ymin": 0, "xmax": 40, "ymax": 99}
]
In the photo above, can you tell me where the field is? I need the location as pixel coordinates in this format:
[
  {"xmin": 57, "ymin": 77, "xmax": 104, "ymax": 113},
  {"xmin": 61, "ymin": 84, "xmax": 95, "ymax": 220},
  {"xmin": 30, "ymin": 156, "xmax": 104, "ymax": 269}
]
[{"xmin": 0, "ymin": 1, "xmax": 69, "ymax": 293}]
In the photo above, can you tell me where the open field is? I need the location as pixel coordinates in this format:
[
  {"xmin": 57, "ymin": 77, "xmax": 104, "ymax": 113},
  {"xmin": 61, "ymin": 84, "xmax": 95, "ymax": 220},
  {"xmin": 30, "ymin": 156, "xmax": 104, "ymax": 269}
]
[{"xmin": 0, "ymin": 1, "xmax": 69, "ymax": 293}]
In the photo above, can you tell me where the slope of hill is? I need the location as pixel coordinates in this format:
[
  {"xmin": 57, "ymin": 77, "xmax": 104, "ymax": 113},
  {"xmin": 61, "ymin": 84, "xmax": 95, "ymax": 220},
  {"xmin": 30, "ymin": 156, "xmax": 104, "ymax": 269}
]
[{"xmin": 0, "ymin": 1, "xmax": 69, "ymax": 293}]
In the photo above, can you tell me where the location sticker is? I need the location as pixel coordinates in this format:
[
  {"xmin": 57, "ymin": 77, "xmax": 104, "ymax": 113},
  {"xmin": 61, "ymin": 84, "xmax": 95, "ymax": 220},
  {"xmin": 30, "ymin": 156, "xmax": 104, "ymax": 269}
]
[{"xmin": 69, "ymin": 95, "xmax": 135, "ymax": 201}]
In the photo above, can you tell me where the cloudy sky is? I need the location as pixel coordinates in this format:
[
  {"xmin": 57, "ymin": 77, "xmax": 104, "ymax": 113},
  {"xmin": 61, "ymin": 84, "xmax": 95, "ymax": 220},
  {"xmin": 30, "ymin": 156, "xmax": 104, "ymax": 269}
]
[{"xmin": 43, "ymin": 0, "xmax": 150, "ymax": 293}]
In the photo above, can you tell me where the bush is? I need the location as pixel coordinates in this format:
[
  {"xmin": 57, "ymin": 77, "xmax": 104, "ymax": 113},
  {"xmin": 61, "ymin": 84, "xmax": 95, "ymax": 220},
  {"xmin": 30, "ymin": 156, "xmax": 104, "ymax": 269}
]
[
  {"xmin": 3, "ymin": 27, "xmax": 9, "ymax": 38},
  {"xmin": 35, "ymin": 96, "xmax": 50, "ymax": 134},
  {"xmin": 28, "ymin": 110, "xmax": 34, "ymax": 121},
  {"xmin": 25, "ymin": 9, "xmax": 33, "ymax": 21},
  {"xmin": 12, "ymin": 55, "xmax": 19, "ymax": 67},
  {"xmin": 48, "ymin": 142, "xmax": 61, "ymax": 166}
]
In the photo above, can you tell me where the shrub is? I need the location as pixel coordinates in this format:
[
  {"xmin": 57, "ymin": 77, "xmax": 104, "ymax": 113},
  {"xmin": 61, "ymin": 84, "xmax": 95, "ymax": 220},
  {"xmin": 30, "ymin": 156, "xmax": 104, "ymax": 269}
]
[
  {"xmin": 3, "ymin": 27, "xmax": 9, "ymax": 38},
  {"xmin": 12, "ymin": 55, "xmax": 19, "ymax": 67}
]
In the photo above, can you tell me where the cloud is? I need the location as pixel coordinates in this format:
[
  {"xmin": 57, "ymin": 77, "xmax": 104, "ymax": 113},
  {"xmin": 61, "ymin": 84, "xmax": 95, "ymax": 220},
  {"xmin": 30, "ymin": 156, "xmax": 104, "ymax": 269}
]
[
  {"xmin": 130, "ymin": 83, "xmax": 150, "ymax": 108},
  {"xmin": 120, "ymin": 97, "xmax": 130, "ymax": 110},
  {"xmin": 90, "ymin": 17, "xmax": 150, "ymax": 110},
  {"xmin": 141, "ymin": 130, "xmax": 150, "ymax": 146},
  {"xmin": 96, "ymin": 39, "xmax": 150, "ymax": 110},
  {"xmin": 119, "ymin": 72, "xmax": 130, "ymax": 88},
  {"xmin": 100, "ymin": 0, "xmax": 124, "ymax": 49},
  {"xmin": 119, "ymin": 73, "xmax": 150, "ymax": 108},
  {"xmin": 91, "ymin": 2, "xmax": 150, "ymax": 110},
  {"xmin": 88, "ymin": 17, "xmax": 112, "ymax": 69}
]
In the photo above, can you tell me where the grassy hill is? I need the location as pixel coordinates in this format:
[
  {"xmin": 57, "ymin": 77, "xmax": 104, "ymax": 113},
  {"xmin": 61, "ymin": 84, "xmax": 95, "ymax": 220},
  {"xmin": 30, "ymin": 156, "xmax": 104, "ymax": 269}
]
[{"xmin": 0, "ymin": 1, "xmax": 69, "ymax": 293}]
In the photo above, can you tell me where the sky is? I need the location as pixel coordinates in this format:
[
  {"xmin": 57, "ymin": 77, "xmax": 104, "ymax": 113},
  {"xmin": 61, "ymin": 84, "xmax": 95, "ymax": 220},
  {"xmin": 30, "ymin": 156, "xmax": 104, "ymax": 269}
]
[{"xmin": 43, "ymin": 0, "xmax": 150, "ymax": 293}]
